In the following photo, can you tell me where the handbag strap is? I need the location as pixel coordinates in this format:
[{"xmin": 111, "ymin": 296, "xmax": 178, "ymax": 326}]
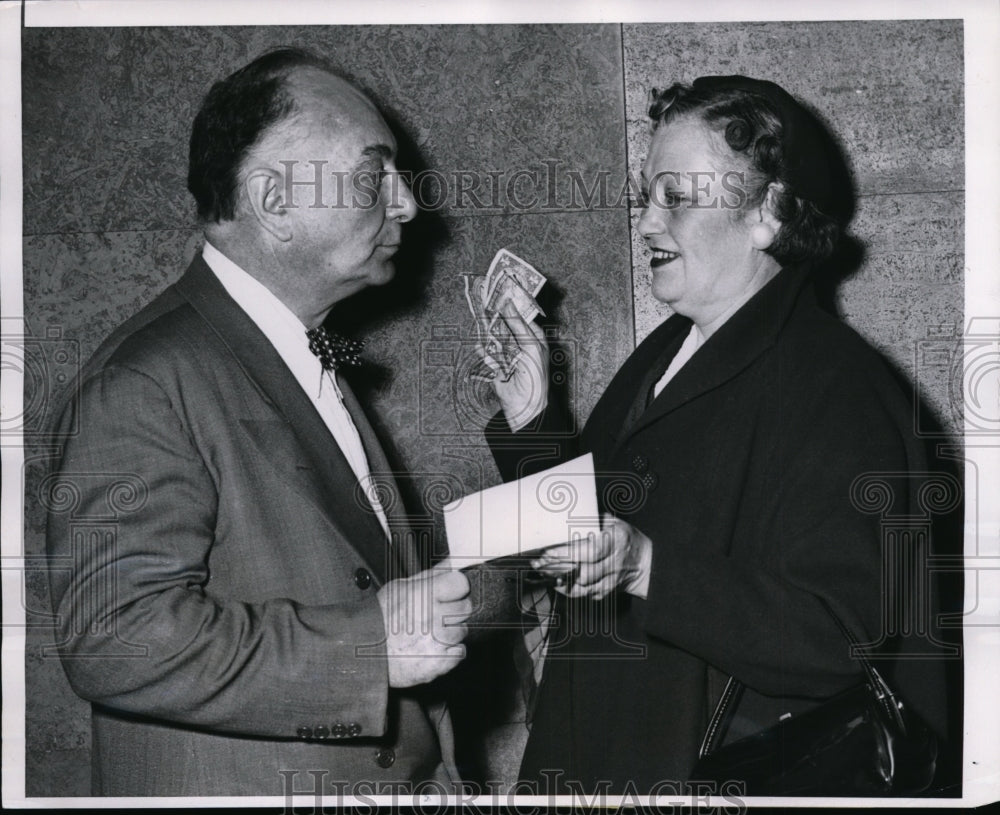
[
  {"xmin": 823, "ymin": 601, "xmax": 907, "ymax": 732},
  {"xmin": 698, "ymin": 599, "xmax": 907, "ymax": 758},
  {"xmin": 698, "ymin": 675, "xmax": 743, "ymax": 758}
]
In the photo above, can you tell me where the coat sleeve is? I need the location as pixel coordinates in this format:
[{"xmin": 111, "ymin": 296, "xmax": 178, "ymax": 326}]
[
  {"xmin": 484, "ymin": 405, "xmax": 577, "ymax": 483},
  {"xmin": 45, "ymin": 364, "xmax": 391, "ymax": 740},
  {"xmin": 638, "ymin": 365, "xmax": 923, "ymax": 702}
]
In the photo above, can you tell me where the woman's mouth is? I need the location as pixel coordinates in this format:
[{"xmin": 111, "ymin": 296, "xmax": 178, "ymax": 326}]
[{"xmin": 650, "ymin": 248, "xmax": 680, "ymax": 269}]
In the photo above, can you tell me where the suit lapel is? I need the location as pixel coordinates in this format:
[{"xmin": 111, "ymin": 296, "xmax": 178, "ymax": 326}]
[
  {"xmin": 173, "ymin": 255, "xmax": 392, "ymax": 581},
  {"xmin": 618, "ymin": 267, "xmax": 811, "ymax": 445},
  {"xmin": 338, "ymin": 377, "xmax": 421, "ymax": 578}
]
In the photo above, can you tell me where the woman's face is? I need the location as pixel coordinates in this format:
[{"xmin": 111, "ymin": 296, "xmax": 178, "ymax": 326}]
[{"xmin": 638, "ymin": 115, "xmax": 773, "ymax": 327}]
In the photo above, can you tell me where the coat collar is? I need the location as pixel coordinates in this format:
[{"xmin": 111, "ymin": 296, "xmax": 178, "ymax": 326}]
[
  {"xmin": 620, "ymin": 266, "xmax": 813, "ymax": 442},
  {"xmin": 172, "ymin": 253, "xmax": 411, "ymax": 581}
]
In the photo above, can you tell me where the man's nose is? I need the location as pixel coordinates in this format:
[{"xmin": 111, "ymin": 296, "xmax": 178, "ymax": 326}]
[{"xmin": 387, "ymin": 174, "xmax": 417, "ymax": 223}]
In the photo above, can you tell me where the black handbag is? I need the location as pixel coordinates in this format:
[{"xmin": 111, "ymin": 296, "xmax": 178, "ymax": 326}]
[{"xmin": 692, "ymin": 606, "xmax": 939, "ymax": 797}]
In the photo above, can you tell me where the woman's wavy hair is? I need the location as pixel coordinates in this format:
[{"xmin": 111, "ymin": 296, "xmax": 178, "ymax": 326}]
[{"xmin": 648, "ymin": 83, "xmax": 842, "ymax": 266}]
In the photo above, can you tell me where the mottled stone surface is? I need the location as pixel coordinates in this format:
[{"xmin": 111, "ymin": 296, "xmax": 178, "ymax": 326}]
[
  {"xmin": 838, "ymin": 191, "xmax": 965, "ymax": 434},
  {"xmin": 21, "ymin": 19, "xmax": 964, "ymax": 797},
  {"xmin": 623, "ymin": 20, "xmax": 964, "ymax": 439},
  {"xmin": 22, "ymin": 230, "xmax": 202, "ymax": 364},
  {"xmin": 23, "ymin": 25, "xmax": 625, "ymax": 235},
  {"xmin": 622, "ymin": 20, "xmax": 964, "ymax": 197},
  {"xmin": 22, "ymin": 24, "xmax": 629, "ymax": 796}
]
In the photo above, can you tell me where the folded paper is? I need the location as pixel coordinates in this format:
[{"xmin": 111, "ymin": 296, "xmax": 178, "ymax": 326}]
[{"xmin": 442, "ymin": 453, "xmax": 600, "ymax": 567}]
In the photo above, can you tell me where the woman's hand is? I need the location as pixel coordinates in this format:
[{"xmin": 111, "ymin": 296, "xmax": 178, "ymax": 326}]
[
  {"xmin": 531, "ymin": 514, "xmax": 653, "ymax": 600},
  {"xmin": 480, "ymin": 301, "xmax": 549, "ymax": 431}
]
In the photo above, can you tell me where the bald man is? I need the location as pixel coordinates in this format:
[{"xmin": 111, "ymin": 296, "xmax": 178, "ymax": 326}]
[{"xmin": 45, "ymin": 48, "xmax": 470, "ymax": 797}]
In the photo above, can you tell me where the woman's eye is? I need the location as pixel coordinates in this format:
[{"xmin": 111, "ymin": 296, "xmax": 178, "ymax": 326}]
[{"xmin": 636, "ymin": 188, "xmax": 650, "ymax": 207}]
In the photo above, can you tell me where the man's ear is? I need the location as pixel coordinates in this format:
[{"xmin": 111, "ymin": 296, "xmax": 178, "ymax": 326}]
[
  {"xmin": 244, "ymin": 167, "xmax": 292, "ymax": 242},
  {"xmin": 749, "ymin": 181, "xmax": 783, "ymax": 250}
]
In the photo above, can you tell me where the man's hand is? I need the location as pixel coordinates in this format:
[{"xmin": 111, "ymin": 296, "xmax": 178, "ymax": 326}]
[
  {"xmin": 480, "ymin": 302, "xmax": 549, "ymax": 431},
  {"xmin": 377, "ymin": 566, "xmax": 472, "ymax": 688},
  {"xmin": 531, "ymin": 514, "xmax": 653, "ymax": 600}
]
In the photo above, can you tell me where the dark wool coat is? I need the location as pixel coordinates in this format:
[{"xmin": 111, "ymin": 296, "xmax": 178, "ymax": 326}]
[{"xmin": 488, "ymin": 266, "xmax": 952, "ymax": 794}]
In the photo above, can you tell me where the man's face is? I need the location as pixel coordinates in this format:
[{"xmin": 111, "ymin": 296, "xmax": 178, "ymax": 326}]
[{"xmin": 269, "ymin": 70, "xmax": 417, "ymax": 312}]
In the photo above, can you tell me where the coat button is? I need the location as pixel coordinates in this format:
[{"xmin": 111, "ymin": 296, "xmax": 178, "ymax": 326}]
[
  {"xmin": 296, "ymin": 726, "xmax": 313, "ymax": 739},
  {"xmin": 631, "ymin": 453, "xmax": 649, "ymax": 473},
  {"xmin": 354, "ymin": 568, "xmax": 372, "ymax": 590},
  {"xmin": 331, "ymin": 722, "xmax": 347, "ymax": 738},
  {"xmin": 348, "ymin": 722, "xmax": 362, "ymax": 737},
  {"xmin": 641, "ymin": 471, "xmax": 658, "ymax": 491},
  {"xmin": 313, "ymin": 725, "xmax": 329, "ymax": 739},
  {"xmin": 375, "ymin": 747, "xmax": 396, "ymax": 768}
]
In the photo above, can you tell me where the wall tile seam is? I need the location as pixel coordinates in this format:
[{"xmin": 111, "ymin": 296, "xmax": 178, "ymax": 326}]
[
  {"xmin": 23, "ymin": 228, "xmax": 200, "ymax": 238},
  {"xmin": 855, "ymin": 189, "xmax": 965, "ymax": 198}
]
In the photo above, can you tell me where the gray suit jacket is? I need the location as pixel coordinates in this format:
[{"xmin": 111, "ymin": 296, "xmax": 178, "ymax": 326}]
[{"xmin": 45, "ymin": 254, "xmax": 451, "ymax": 796}]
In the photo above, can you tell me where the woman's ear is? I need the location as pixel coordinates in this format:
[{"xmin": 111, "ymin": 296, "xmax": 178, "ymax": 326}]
[{"xmin": 750, "ymin": 181, "xmax": 783, "ymax": 250}]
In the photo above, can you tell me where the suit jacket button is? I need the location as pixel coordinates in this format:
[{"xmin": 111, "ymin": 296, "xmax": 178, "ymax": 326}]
[
  {"xmin": 348, "ymin": 722, "xmax": 362, "ymax": 737},
  {"xmin": 375, "ymin": 747, "xmax": 396, "ymax": 768},
  {"xmin": 296, "ymin": 726, "xmax": 313, "ymax": 739},
  {"xmin": 313, "ymin": 725, "xmax": 329, "ymax": 739},
  {"xmin": 631, "ymin": 453, "xmax": 649, "ymax": 473},
  {"xmin": 331, "ymin": 723, "xmax": 347, "ymax": 738},
  {"xmin": 641, "ymin": 471, "xmax": 658, "ymax": 490},
  {"xmin": 354, "ymin": 568, "xmax": 372, "ymax": 590}
]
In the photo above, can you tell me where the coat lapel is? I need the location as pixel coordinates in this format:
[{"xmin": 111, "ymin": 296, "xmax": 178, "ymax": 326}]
[
  {"xmin": 584, "ymin": 314, "xmax": 690, "ymax": 458},
  {"xmin": 172, "ymin": 255, "xmax": 392, "ymax": 581},
  {"xmin": 618, "ymin": 267, "xmax": 811, "ymax": 446}
]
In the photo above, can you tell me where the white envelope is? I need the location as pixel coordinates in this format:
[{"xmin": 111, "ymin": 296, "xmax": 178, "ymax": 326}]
[{"xmin": 442, "ymin": 452, "xmax": 600, "ymax": 567}]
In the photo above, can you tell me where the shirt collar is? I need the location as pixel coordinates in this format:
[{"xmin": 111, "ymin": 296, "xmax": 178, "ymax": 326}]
[{"xmin": 201, "ymin": 240, "xmax": 327, "ymax": 393}]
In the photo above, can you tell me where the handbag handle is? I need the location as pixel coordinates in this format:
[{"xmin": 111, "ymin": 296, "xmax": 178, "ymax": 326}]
[{"xmin": 698, "ymin": 599, "xmax": 907, "ymax": 759}]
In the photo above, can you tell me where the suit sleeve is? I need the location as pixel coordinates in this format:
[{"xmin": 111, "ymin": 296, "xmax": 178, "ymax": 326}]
[
  {"xmin": 46, "ymin": 364, "xmax": 391, "ymax": 740},
  {"xmin": 638, "ymin": 368, "xmax": 920, "ymax": 702}
]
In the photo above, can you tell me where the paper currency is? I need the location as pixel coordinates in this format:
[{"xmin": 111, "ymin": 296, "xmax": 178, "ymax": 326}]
[
  {"xmin": 487, "ymin": 273, "xmax": 542, "ymax": 324},
  {"xmin": 463, "ymin": 249, "xmax": 547, "ymax": 381},
  {"xmin": 488, "ymin": 248, "xmax": 545, "ymax": 299}
]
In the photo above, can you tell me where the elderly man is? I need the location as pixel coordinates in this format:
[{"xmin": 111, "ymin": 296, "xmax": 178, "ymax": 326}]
[{"xmin": 45, "ymin": 48, "xmax": 470, "ymax": 797}]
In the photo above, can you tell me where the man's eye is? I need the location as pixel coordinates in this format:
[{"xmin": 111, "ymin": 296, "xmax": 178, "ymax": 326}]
[{"xmin": 355, "ymin": 167, "xmax": 386, "ymax": 188}]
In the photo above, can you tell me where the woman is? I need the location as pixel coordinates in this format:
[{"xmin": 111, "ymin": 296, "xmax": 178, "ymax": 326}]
[{"xmin": 481, "ymin": 76, "xmax": 949, "ymax": 794}]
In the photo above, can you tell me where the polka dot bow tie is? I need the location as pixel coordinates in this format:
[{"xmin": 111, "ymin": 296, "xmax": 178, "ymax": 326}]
[{"xmin": 305, "ymin": 326, "xmax": 364, "ymax": 371}]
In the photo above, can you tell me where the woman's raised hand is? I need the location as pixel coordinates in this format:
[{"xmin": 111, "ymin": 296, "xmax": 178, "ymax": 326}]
[{"xmin": 479, "ymin": 300, "xmax": 549, "ymax": 431}]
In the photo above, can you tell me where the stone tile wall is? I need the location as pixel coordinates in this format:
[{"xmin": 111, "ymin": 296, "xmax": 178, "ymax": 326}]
[{"xmin": 21, "ymin": 20, "xmax": 962, "ymax": 794}]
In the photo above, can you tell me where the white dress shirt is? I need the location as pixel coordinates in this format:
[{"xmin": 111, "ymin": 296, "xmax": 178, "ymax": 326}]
[{"xmin": 202, "ymin": 241, "xmax": 390, "ymax": 538}]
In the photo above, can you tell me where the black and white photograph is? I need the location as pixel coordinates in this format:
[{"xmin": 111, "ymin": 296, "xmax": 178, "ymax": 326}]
[{"xmin": 1, "ymin": 0, "xmax": 997, "ymax": 809}]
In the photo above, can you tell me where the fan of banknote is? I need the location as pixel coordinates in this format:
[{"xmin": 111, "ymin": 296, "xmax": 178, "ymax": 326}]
[{"xmin": 463, "ymin": 249, "xmax": 547, "ymax": 381}]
